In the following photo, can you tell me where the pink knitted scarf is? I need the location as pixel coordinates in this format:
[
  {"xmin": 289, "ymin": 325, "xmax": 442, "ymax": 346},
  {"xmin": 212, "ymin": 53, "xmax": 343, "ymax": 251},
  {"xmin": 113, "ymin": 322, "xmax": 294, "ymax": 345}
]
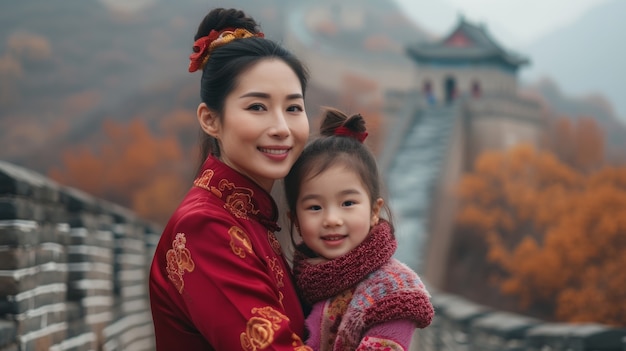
[
  {"xmin": 293, "ymin": 220, "xmax": 396, "ymax": 304},
  {"xmin": 293, "ymin": 220, "xmax": 434, "ymax": 350}
]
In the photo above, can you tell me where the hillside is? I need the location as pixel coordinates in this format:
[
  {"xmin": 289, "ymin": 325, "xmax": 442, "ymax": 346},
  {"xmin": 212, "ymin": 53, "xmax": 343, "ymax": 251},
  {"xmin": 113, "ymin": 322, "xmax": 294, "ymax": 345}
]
[
  {"xmin": 2, "ymin": 0, "xmax": 624, "ymax": 176},
  {"xmin": 0, "ymin": 0, "xmax": 425, "ymax": 174},
  {"xmin": 0, "ymin": 0, "xmax": 292, "ymax": 171}
]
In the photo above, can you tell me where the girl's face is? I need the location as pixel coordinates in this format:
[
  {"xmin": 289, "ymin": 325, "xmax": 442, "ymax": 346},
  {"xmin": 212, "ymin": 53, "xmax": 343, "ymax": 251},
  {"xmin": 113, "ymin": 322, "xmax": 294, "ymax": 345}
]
[
  {"xmin": 199, "ymin": 59, "xmax": 309, "ymax": 192},
  {"xmin": 294, "ymin": 164, "xmax": 383, "ymax": 260}
]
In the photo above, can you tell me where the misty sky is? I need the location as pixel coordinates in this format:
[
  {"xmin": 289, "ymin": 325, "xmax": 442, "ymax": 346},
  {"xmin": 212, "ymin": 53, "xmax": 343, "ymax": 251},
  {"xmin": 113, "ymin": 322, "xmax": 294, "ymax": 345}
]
[{"xmin": 394, "ymin": 0, "xmax": 610, "ymax": 46}]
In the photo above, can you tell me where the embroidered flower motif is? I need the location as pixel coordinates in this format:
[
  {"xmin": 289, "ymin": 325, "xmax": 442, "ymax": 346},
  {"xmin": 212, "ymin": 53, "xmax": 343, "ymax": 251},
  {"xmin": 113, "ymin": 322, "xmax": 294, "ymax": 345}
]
[
  {"xmin": 194, "ymin": 169, "xmax": 213, "ymax": 189},
  {"xmin": 165, "ymin": 233, "xmax": 195, "ymax": 293},
  {"xmin": 266, "ymin": 256, "xmax": 285, "ymax": 288},
  {"xmin": 225, "ymin": 190, "xmax": 259, "ymax": 219},
  {"xmin": 218, "ymin": 179, "xmax": 259, "ymax": 219},
  {"xmin": 291, "ymin": 334, "xmax": 313, "ymax": 351},
  {"xmin": 268, "ymin": 231, "xmax": 283, "ymax": 256},
  {"xmin": 193, "ymin": 169, "xmax": 222, "ymax": 197},
  {"xmin": 240, "ymin": 306, "xmax": 289, "ymax": 351},
  {"xmin": 253, "ymin": 306, "xmax": 289, "ymax": 325},
  {"xmin": 229, "ymin": 226, "xmax": 253, "ymax": 258},
  {"xmin": 241, "ymin": 317, "xmax": 275, "ymax": 350}
]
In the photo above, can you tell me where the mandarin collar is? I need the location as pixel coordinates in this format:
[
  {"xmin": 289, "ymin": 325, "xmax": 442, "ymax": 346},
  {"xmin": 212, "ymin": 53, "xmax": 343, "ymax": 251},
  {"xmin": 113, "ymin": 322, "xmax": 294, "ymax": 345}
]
[{"xmin": 193, "ymin": 156, "xmax": 280, "ymax": 232}]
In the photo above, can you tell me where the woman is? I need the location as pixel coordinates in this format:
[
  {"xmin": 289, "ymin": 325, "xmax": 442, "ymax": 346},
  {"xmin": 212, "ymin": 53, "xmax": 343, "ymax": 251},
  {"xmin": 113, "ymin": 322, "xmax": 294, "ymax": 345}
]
[{"xmin": 149, "ymin": 8, "xmax": 312, "ymax": 351}]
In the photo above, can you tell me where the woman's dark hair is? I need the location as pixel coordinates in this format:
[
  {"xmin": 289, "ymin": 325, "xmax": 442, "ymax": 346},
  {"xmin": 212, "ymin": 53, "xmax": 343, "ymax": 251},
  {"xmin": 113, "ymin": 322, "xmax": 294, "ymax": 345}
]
[
  {"xmin": 284, "ymin": 107, "xmax": 394, "ymax": 249},
  {"xmin": 193, "ymin": 8, "xmax": 309, "ymax": 171}
]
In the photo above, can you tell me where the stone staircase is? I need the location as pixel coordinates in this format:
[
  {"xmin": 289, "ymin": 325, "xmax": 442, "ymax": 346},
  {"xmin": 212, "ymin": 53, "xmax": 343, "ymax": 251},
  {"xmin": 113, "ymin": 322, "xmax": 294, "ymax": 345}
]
[{"xmin": 385, "ymin": 104, "xmax": 459, "ymax": 270}]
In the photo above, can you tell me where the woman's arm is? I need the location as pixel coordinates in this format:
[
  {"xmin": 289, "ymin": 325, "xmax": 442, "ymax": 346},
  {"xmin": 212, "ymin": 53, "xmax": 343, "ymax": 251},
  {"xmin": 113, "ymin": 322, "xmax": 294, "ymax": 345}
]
[{"xmin": 168, "ymin": 209, "xmax": 310, "ymax": 350}]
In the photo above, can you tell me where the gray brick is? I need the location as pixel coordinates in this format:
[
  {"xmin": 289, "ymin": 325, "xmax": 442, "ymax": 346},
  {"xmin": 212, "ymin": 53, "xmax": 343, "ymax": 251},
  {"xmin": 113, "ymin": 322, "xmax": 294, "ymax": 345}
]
[
  {"xmin": 0, "ymin": 247, "xmax": 36, "ymax": 270},
  {"xmin": 0, "ymin": 320, "xmax": 16, "ymax": 348},
  {"xmin": 0, "ymin": 270, "xmax": 37, "ymax": 297},
  {"xmin": 0, "ymin": 197, "xmax": 45, "ymax": 221},
  {"xmin": 0, "ymin": 220, "xmax": 39, "ymax": 246}
]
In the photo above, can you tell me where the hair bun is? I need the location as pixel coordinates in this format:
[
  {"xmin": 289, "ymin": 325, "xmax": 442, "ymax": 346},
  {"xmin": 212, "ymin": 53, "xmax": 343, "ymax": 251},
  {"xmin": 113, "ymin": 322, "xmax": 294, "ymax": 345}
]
[
  {"xmin": 319, "ymin": 107, "xmax": 368, "ymax": 142},
  {"xmin": 194, "ymin": 8, "xmax": 260, "ymax": 41}
]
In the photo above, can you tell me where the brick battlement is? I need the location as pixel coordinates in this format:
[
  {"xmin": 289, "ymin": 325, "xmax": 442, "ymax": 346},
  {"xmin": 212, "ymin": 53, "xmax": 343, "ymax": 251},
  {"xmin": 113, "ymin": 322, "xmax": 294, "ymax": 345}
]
[{"xmin": 0, "ymin": 160, "xmax": 159, "ymax": 351}]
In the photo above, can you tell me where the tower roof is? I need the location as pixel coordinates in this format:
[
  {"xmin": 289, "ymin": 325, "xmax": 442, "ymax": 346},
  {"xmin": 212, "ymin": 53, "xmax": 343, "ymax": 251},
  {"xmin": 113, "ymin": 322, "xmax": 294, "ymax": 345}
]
[{"xmin": 406, "ymin": 16, "xmax": 529, "ymax": 69}]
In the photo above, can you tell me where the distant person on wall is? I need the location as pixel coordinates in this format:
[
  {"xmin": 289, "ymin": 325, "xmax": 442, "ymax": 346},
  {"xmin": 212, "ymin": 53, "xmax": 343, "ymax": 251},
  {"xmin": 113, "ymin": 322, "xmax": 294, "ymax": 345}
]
[
  {"xmin": 423, "ymin": 81, "xmax": 436, "ymax": 105},
  {"xmin": 284, "ymin": 108, "xmax": 435, "ymax": 351},
  {"xmin": 149, "ymin": 7, "xmax": 314, "ymax": 351}
]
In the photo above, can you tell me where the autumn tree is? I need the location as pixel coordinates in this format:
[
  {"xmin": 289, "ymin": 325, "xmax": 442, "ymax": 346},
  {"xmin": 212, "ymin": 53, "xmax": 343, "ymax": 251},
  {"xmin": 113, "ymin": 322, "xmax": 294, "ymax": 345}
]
[
  {"xmin": 454, "ymin": 144, "xmax": 626, "ymax": 325},
  {"xmin": 50, "ymin": 119, "xmax": 190, "ymax": 224}
]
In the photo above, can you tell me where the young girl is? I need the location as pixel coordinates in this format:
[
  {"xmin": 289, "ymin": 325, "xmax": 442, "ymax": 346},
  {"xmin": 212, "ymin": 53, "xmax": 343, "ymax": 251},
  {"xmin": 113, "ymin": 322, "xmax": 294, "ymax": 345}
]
[
  {"xmin": 149, "ymin": 8, "xmax": 313, "ymax": 351},
  {"xmin": 284, "ymin": 108, "xmax": 434, "ymax": 351}
]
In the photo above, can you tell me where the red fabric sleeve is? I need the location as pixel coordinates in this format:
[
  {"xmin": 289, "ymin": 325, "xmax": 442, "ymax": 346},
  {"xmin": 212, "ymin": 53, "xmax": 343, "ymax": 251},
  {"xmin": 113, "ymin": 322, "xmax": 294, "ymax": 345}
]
[{"xmin": 172, "ymin": 209, "xmax": 309, "ymax": 351}]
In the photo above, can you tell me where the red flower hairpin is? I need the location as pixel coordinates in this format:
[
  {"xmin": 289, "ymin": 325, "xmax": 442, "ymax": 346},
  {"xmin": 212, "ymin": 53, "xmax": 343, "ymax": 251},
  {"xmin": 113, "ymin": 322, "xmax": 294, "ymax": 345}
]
[{"xmin": 188, "ymin": 27, "xmax": 264, "ymax": 72}]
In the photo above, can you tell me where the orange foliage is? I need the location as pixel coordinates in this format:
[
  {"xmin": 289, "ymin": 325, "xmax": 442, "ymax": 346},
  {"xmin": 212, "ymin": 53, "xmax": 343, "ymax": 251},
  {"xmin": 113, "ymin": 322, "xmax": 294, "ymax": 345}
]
[
  {"xmin": 50, "ymin": 119, "xmax": 189, "ymax": 224},
  {"xmin": 159, "ymin": 108, "xmax": 197, "ymax": 150},
  {"xmin": 456, "ymin": 144, "xmax": 626, "ymax": 325}
]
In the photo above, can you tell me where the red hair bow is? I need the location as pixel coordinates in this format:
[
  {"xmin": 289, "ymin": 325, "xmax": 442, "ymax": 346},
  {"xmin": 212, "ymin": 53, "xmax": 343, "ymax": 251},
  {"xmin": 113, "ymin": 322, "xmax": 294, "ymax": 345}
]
[{"xmin": 334, "ymin": 126, "xmax": 368, "ymax": 143}]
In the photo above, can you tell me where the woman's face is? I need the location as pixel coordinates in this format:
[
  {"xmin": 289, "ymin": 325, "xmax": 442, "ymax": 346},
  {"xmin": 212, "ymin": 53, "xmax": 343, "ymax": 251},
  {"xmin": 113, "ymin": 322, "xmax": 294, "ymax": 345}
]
[{"xmin": 201, "ymin": 59, "xmax": 309, "ymax": 192}]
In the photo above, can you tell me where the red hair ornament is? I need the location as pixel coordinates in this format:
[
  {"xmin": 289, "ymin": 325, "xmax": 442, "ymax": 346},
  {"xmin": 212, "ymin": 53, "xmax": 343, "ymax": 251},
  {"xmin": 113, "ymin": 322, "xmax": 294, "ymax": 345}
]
[
  {"xmin": 334, "ymin": 126, "xmax": 368, "ymax": 143},
  {"xmin": 188, "ymin": 27, "xmax": 264, "ymax": 72}
]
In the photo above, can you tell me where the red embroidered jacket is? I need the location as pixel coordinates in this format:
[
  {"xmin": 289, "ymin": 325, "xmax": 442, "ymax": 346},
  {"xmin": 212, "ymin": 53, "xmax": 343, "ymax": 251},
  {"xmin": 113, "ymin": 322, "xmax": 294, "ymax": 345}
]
[{"xmin": 149, "ymin": 156, "xmax": 310, "ymax": 351}]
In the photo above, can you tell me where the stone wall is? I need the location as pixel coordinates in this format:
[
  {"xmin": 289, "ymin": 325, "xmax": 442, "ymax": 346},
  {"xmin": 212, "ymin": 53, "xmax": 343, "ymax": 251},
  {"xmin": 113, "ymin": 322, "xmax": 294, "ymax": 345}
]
[
  {"xmin": 411, "ymin": 289, "xmax": 626, "ymax": 351},
  {"xmin": 0, "ymin": 161, "xmax": 159, "ymax": 351}
]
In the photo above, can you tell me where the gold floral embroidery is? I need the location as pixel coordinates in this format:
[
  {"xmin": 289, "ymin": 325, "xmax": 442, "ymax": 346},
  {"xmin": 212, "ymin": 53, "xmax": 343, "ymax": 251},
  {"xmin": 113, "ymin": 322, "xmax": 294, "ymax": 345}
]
[
  {"xmin": 241, "ymin": 317, "xmax": 274, "ymax": 350},
  {"xmin": 165, "ymin": 233, "xmax": 195, "ymax": 293},
  {"xmin": 193, "ymin": 169, "xmax": 222, "ymax": 197},
  {"xmin": 240, "ymin": 307, "xmax": 289, "ymax": 351},
  {"xmin": 217, "ymin": 179, "xmax": 259, "ymax": 219},
  {"xmin": 266, "ymin": 256, "xmax": 284, "ymax": 288},
  {"xmin": 253, "ymin": 306, "xmax": 289, "ymax": 324},
  {"xmin": 278, "ymin": 292, "xmax": 284, "ymax": 307},
  {"xmin": 291, "ymin": 334, "xmax": 313, "ymax": 351},
  {"xmin": 267, "ymin": 231, "xmax": 282, "ymax": 256},
  {"xmin": 217, "ymin": 178, "xmax": 235, "ymax": 191},
  {"xmin": 229, "ymin": 226, "xmax": 253, "ymax": 258},
  {"xmin": 225, "ymin": 190, "xmax": 259, "ymax": 219}
]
